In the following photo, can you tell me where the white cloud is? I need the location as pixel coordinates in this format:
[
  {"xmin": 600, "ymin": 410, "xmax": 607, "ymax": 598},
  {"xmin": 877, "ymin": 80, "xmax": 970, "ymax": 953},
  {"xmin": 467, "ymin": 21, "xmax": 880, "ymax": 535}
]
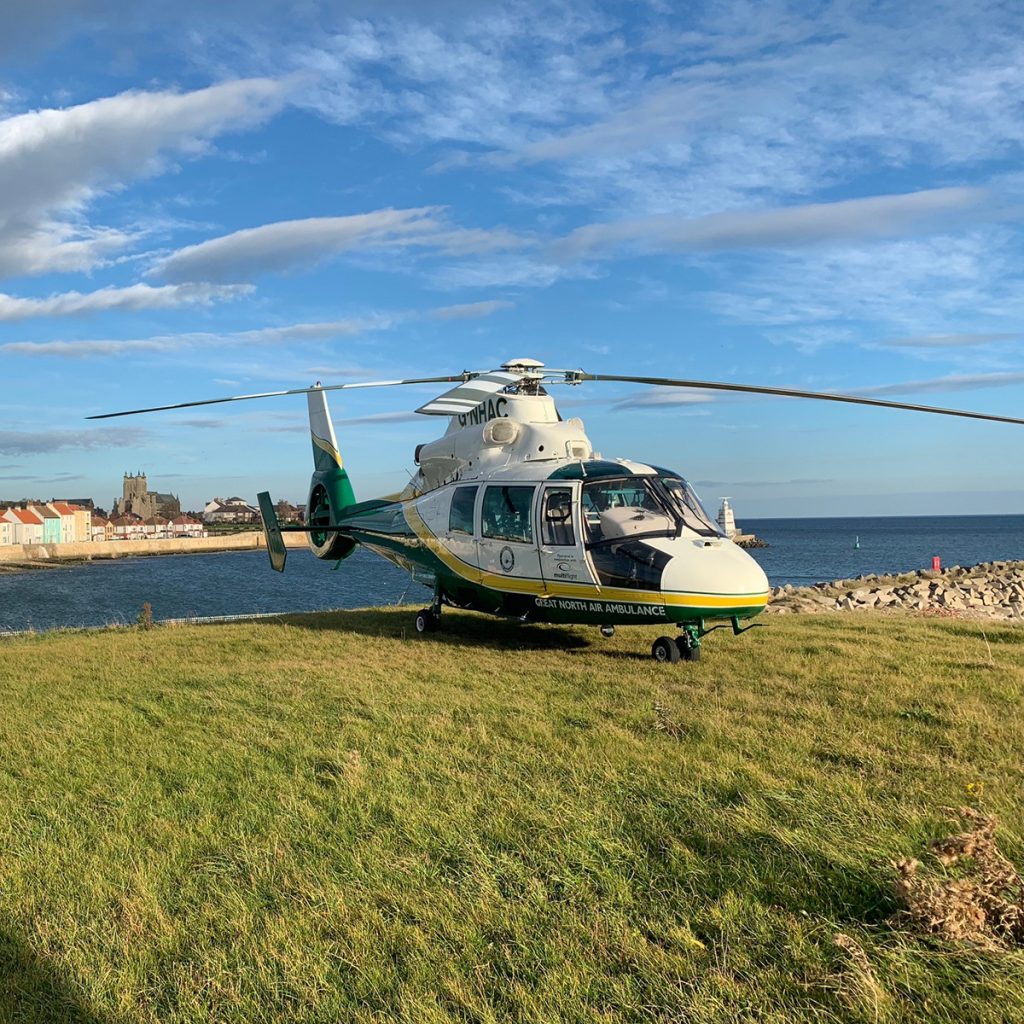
[
  {"xmin": 612, "ymin": 389, "xmax": 716, "ymax": 410},
  {"xmin": 0, "ymin": 282, "xmax": 250, "ymax": 323},
  {"xmin": 0, "ymin": 78, "xmax": 285, "ymax": 277},
  {"xmin": 0, "ymin": 316, "xmax": 391, "ymax": 356},
  {"xmin": 876, "ymin": 332, "xmax": 1022, "ymax": 349},
  {"xmin": 850, "ymin": 371, "xmax": 1024, "ymax": 398},
  {"xmin": 0, "ymin": 301, "xmax": 512, "ymax": 356},
  {"xmin": 281, "ymin": 5, "xmax": 618, "ymax": 149},
  {"xmin": 0, "ymin": 426, "xmax": 149, "ymax": 455},
  {"xmin": 428, "ymin": 252, "xmax": 595, "ymax": 290},
  {"xmin": 151, "ymin": 209, "xmax": 523, "ymax": 283},
  {"xmin": 697, "ymin": 228, "xmax": 1024, "ymax": 348},
  {"xmin": 334, "ymin": 410, "xmax": 423, "ymax": 426},
  {"xmin": 429, "ymin": 299, "xmax": 514, "ymax": 319},
  {"xmin": 552, "ymin": 188, "xmax": 990, "ymax": 260},
  {"xmin": 486, "ymin": 2, "xmax": 1024, "ymax": 217}
]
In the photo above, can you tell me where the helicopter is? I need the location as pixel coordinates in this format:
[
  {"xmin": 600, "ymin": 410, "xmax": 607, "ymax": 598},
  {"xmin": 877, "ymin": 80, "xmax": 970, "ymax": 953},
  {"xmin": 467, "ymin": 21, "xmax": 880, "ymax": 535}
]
[{"xmin": 90, "ymin": 358, "xmax": 1024, "ymax": 663}]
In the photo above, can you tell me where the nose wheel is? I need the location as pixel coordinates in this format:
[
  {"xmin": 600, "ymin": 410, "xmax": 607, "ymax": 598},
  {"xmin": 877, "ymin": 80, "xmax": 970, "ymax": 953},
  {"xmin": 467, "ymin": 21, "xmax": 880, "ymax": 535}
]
[
  {"xmin": 652, "ymin": 636, "xmax": 680, "ymax": 663},
  {"xmin": 652, "ymin": 627, "xmax": 701, "ymax": 664}
]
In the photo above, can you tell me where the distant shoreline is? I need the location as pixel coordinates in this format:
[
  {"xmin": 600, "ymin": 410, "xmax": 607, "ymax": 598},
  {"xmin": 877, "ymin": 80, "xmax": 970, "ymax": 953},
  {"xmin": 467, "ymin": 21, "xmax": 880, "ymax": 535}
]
[{"xmin": 0, "ymin": 531, "xmax": 309, "ymax": 574}]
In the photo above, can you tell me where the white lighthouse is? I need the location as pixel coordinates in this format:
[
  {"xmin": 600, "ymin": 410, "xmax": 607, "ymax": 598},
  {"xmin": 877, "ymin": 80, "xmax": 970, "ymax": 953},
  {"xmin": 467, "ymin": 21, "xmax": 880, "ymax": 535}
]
[{"xmin": 717, "ymin": 497, "xmax": 738, "ymax": 539}]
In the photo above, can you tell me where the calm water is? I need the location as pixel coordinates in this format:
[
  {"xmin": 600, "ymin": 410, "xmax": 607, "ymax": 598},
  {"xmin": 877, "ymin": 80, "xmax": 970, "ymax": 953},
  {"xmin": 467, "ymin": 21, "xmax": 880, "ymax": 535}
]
[
  {"xmin": 1, "ymin": 514, "xmax": 1022, "ymax": 633},
  {"xmin": 744, "ymin": 514, "xmax": 1024, "ymax": 585}
]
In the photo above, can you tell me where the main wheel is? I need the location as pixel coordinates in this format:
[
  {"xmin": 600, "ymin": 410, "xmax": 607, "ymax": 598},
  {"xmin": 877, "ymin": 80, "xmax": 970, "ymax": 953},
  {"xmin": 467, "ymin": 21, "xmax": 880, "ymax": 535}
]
[
  {"xmin": 415, "ymin": 609, "xmax": 439, "ymax": 633},
  {"xmin": 676, "ymin": 637, "xmax": 701, "ymax": 662},
  {"xmin": 652, "ymin": 636, "xmax": 681, "ymax": 663}
]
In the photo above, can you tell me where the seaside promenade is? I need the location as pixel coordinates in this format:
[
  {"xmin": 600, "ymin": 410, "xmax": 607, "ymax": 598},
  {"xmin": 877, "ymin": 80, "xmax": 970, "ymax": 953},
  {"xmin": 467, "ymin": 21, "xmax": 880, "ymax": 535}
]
[{"xmin": 0, "ymin": 530, "xmax": 308, "ymax": 569}]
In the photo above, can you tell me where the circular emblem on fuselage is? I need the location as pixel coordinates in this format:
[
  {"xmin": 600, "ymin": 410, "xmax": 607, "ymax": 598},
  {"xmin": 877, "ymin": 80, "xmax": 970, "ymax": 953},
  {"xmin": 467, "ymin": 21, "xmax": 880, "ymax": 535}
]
[{"xmin": 499, "ymin": 546, "xmax": 516, "ymax": 572}]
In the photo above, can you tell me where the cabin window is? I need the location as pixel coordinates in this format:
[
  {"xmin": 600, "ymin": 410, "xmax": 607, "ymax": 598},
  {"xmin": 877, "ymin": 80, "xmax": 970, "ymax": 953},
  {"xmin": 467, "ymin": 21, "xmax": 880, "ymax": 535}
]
[
  {"xmin": 541, "ymin": 488, "xmax": 576, "ymax": 546},
  {"xmin": 481, "ymin": 485, "xmax": 535, "ymax": 543},
  {"xmin": 448, "ymin": 486, "xmax": 478, "ymax": 535}
]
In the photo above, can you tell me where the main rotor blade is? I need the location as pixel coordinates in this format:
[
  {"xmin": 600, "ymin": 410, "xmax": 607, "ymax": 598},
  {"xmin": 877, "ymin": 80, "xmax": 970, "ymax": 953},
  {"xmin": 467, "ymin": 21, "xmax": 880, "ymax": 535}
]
[
  {"xmin": 85, "ymin": 375, "xmax": 470, "ymax": 420},
  {"xmin": 580, "ymin": 373, "xmax": 1024, "ymax": 426}
]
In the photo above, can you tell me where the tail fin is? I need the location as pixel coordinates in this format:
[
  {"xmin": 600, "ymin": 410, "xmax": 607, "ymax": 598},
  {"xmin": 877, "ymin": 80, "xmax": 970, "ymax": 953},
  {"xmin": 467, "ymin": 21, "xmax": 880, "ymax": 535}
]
[
  {"xmin": 309, "ymin": 387, "xmax": 346, "ymax": 477},
  {"xmin": 306, "ymin": 387, "xmax": 357, "ymax": 560}
]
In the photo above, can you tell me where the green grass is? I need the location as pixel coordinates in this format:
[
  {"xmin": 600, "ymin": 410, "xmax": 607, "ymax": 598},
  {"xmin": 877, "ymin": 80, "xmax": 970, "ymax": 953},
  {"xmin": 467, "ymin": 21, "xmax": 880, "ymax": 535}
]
[{"xmin": 0, "ymin": 610, "xmax": 1022, "ymax": 1023}]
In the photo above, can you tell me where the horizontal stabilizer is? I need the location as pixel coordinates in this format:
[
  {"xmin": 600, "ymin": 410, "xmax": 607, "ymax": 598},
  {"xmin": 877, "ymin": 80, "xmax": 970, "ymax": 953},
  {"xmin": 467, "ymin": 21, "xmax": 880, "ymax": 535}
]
[{"xmin": 257, "ymin": 491, "xmax": 288, "ymax": 573}]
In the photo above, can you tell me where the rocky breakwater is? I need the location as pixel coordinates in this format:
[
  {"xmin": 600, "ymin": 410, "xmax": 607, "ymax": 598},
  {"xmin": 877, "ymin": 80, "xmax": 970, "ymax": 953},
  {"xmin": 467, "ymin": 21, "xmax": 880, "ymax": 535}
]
[{"xmin": 766, "ymin": 561, "xmax": 1024, "ymax": 621}]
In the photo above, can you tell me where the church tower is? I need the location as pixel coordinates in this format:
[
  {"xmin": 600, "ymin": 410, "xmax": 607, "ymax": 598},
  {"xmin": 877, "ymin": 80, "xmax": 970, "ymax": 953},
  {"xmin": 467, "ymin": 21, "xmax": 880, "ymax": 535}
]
[
  {"xmin": 113, "ymin": 471, "xmax": 179, "ymax": 519},
  {"xmin": 115, "ymin": 472, "xmax": 155, "ymax": 517}
]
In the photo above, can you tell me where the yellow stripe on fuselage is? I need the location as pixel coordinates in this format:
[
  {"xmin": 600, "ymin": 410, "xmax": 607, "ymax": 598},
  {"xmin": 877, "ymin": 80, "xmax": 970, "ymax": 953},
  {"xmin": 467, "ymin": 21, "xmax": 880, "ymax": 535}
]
[{"xmin": 401, "ymin": 503, "xmax": 768, "ymax": 611}]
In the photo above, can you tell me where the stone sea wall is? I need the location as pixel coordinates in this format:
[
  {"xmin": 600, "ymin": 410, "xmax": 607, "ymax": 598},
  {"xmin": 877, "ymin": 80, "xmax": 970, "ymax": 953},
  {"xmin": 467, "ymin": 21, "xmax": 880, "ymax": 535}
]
[
  {"xmin": 767, "ymin": 561, "xmax": 1024, "ymax": 622},
  {"xmin": 0, "ymin": 531, "xmax": 308, "ymax": 568}
]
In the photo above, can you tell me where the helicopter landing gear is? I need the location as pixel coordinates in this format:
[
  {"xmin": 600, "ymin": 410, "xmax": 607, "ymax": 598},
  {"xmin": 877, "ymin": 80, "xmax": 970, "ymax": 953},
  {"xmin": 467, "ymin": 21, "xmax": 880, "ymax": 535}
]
[
  {"xmin": 652, "ymin": 626, "xmax": 701, "ymax": 664},
  {"xmin": 415, "ymin": 585, "xmax": 444, "ymax": 634},
  {"xmin": 415, "ymin": 608, "xmax": 439, "ymax": 633},
  {"xmin": 676, "ymin": 637, "xmax": 700, "ymax": 662},
  {"xmin": 599, "ymin": 625, "xmax": 615, "ymax": 638},
  {"xmin": 676, "ymin": 625, "xmax": 701, "ymax": 662},
  {"xmin": 652, "ymin": 636, "xmax": 681, "ymax": 664}
]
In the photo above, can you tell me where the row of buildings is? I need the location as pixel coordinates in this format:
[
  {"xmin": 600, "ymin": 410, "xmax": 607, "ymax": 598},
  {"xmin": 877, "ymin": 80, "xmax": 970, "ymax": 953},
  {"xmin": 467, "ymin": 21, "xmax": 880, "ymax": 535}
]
[
  {"xmin": 1, "ymin": 473, "xmax": 305, "ymax": 547},
  {"xmin": 116, "ymin": 474, "xmax": 304, "ymax": 526},
  {"xmin": 202, "ymin": 496, "xmax": 304, "ymax": 525},
  {"xmin": 0, "ymin": 502, "xmax": 205, "ymax": 545}
]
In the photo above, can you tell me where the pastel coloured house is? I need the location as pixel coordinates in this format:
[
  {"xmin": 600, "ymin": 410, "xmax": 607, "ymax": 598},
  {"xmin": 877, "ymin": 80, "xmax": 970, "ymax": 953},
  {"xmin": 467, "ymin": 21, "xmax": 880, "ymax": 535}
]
[
  {"xmin": 34, "ymin": 504, "xmax": 62, "ymax": 544},
  {"xmin": 47, "ymin": 502, "xmax": 77, "ymax": 543},
  {"xmin": 3, "ymin": 507, "xmax": 45, "ymax": 545}
]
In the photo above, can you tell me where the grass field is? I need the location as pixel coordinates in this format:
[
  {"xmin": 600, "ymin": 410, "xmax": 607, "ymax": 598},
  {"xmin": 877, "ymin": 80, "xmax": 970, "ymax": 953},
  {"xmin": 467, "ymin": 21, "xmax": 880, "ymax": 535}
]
[{"xmin": 0, "ymin": 609, "xmax": 1022, "ymax": 1023}]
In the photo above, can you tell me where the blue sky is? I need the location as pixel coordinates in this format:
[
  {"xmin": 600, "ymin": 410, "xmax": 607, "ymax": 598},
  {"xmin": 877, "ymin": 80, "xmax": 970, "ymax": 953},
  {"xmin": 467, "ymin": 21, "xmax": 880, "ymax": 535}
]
[{"xmin": 1, "ymin": 0, "xmax": 1022, "ymax": 517}]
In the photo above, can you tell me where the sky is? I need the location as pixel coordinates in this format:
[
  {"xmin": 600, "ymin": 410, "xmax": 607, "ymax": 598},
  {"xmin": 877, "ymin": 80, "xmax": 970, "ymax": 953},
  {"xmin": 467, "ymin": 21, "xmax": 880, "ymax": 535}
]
[{"xmin": 1, "ymin": 0, "xmax": 1023, "ymax": 518}]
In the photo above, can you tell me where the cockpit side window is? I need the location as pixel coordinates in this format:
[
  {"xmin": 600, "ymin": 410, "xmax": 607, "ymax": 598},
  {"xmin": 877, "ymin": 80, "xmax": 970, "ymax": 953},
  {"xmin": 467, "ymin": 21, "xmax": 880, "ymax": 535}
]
[
  {"xmin": 448, "ymin": 485, "xmax": 478, "ymax": 535},
  {"xmin": 481, "ymin": 485, "xmax": 535, "ymax": 543}
]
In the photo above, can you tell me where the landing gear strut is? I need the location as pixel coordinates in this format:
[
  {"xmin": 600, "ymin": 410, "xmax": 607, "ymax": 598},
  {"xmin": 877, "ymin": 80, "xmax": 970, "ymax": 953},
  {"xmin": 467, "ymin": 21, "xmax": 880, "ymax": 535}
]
[{"xmin": 676, "ymin": 625, "xmax": 701, "ymax": 662}]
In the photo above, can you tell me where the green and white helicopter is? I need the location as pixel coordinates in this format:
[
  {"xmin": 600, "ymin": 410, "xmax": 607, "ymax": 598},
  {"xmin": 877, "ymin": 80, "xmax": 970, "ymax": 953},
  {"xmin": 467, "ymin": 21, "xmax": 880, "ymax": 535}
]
[{"xmin": 91, "ymin": 359, "xmax": 1024, "ymax": 662}]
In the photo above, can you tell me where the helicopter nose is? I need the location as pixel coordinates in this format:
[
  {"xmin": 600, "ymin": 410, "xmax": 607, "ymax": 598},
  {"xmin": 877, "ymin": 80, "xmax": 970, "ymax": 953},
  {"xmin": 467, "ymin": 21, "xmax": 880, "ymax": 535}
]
[{"xmin": 661, "ymin": 538, "xmax": 770, "ymax": 606}]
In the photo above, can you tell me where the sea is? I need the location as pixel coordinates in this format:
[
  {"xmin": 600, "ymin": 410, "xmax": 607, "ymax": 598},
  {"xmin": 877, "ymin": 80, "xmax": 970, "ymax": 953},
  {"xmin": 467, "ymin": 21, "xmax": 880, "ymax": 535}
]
[{"xmin": 1, "ymin": 514, "xmax": 1022, "ymax": 634}]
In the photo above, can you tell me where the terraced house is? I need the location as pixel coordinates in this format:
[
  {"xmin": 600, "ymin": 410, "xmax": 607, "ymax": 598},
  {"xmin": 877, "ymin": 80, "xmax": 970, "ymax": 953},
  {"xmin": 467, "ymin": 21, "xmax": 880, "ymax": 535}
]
[
  {"xmin": 2, "ymin": 507, "xmax": 44, "ymax": 544},
  {"xmin": 50, "ymin": 501, "xmax": 92, "ymax": 542}
]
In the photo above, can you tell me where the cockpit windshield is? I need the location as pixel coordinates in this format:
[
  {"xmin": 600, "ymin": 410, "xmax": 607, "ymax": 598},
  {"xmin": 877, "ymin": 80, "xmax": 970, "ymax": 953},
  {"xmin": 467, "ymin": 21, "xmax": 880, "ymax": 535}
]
[
  {"xmin": 580, "ymin": 474, "xmax": 721, "ymax": 542},
  {"xmin": 657, "ymin": 475, "xmax": 721, "ymax": 537}
]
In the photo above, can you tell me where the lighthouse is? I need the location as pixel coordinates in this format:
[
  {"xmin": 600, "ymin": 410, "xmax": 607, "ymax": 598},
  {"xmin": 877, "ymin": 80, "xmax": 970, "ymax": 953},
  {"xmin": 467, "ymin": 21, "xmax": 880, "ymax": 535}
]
[{"xmin": 717, "ymin": 498, "xmax": 737, "ymax": 539}]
